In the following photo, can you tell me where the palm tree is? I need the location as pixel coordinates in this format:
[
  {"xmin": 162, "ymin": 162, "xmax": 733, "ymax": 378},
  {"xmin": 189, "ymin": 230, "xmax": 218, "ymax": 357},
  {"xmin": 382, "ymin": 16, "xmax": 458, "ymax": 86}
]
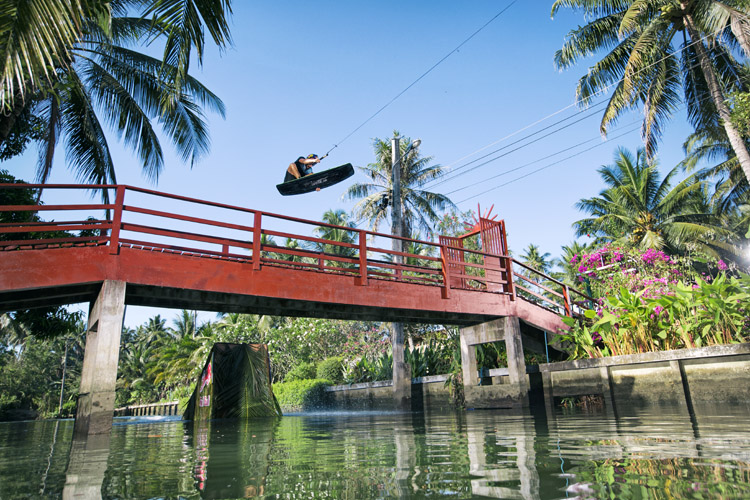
[
  {"xmin": 552, "ymin": 0, "xmax": 750, "ymax": 184},
  {"xmin": 141, "ymin": 0, "xmax": 233, "ymax": 114},
  {"xmin": 1, "ymin": 0, "xmax": 231, "ymax": 198},
  {"xmin": 516, "ymin": 243, "xmax": 556, "ymax": 306},
  {"xmin": 574, "ymin": 147, "xmax": 734, "ymax": 256},
  {"xmin": 554, "ymin": 240, "xmax": 591, "ymax": 286},
  {"xmin": 344, "ymin": 132, "xmax": 456, "ymax": 239},
  {"xmin": 171, "ymin": 310, "xmax": 197, "ymax": 339},
  {"xmin": 680, "ymin": 128, "xmax": 750, "ymax": 243},
  {"xmin": 520, "ymin": 244, "xmax": 553, "ymax": 277},
  {"xmin": 311, "ymin": 209, "xmax": 357, "ymax": 267},
  {"xmin": 403, "ymin": 235, "xmax": 437, "ymax": 267}
]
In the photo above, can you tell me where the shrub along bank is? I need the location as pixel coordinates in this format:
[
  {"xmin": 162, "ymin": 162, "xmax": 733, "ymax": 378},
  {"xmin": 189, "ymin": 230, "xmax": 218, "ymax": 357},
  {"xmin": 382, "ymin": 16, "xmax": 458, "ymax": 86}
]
[{"xmin": 561, "ymin": 246, "xmax": 750, "ymax": 358}]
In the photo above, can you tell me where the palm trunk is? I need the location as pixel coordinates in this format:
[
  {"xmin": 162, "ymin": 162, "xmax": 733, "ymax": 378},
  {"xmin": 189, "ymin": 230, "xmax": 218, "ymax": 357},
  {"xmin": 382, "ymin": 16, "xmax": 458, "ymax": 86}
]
[
  {"xmin": 0, "ymin": 96, "xmax": 27, "ymax": 144},
  {"xmin": 730, "ymin": 12, "xmax": 750, "ymax": 56},
  {"xmin": 683, "ymin": 8, "xmax": 750, "ymax": 185}
]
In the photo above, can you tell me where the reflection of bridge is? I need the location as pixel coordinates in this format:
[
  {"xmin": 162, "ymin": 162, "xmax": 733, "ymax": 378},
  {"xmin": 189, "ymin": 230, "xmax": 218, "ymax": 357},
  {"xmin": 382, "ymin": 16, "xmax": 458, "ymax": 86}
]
[{"xmin": 0, "ymin": 184, "xmax": 589, "ymax": 434}]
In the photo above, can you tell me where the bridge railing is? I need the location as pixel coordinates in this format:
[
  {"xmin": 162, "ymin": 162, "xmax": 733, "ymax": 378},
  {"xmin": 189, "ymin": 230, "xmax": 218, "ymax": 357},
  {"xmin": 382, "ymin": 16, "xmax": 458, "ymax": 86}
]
[
  {"xmin": 510, "ymin": 259, "xmax": 592, "ymax": 317},
  {"xmin": 0, "ymin": 183, "xmax": 588, "ymax": 316},
  {"xmin": 114, "ymin": 400, "xmax": 180, "ymax": 417}
]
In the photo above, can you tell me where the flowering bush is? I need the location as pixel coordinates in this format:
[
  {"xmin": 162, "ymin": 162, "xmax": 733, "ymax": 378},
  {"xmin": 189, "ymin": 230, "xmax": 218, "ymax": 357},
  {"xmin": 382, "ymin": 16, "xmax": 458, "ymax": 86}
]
[
  {"xmin": 561, "ymin": 246, "xmax": 750, "ymax": 358},
  {"xmin": 573, "ymin": 245, "xmax": 692, "ymax": 301}
]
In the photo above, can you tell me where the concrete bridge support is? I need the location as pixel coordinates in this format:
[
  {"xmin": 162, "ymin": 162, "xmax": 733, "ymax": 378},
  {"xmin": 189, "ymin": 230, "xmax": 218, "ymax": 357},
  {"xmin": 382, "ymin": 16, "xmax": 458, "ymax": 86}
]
[
  {"xmin": 74, "ymin": 280, "xmax": 126, "ymax": 437},
  {"xmin": 460, "ymin": 317, "xmax": 529, "ymax": 409},
  {"xmin": 392, "ymin": 322, "xmax": 412, "ymax": 408}
]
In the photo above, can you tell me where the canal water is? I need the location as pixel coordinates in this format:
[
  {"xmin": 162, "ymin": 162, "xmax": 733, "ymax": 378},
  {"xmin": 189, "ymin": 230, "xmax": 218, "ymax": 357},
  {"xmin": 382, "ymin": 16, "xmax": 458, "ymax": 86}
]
[{"xmin": 0, "ymin": 403, "xmax": 748, "ymax": 499}]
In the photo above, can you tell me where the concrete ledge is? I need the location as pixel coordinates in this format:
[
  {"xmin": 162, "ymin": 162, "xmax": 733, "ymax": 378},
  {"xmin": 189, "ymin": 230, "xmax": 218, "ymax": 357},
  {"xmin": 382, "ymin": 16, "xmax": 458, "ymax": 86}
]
[
  {"xmin": 539, "ymin": 343, "xmax": 750, "ymax": 409},
  {"xmin": 539, "ymin": 343, "xmax": 750, "ymax": 372},
  {"xmin": 488, "ymin": 366, "xmax": 539, "ymax": 377},
  {"xmin": 326, "ymin": 380, "xmax": 392, "ymax": 392},
  {"xmin": 325, "ymin": 374, "xmax": 449, "ymax": 393}
]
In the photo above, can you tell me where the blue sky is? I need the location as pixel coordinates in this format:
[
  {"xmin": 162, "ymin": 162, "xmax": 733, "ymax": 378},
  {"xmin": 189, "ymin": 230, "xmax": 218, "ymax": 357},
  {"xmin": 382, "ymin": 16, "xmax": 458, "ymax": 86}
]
[{"xmin": 6, "ymin": 1, "xmax": 701, "ymax": 328}]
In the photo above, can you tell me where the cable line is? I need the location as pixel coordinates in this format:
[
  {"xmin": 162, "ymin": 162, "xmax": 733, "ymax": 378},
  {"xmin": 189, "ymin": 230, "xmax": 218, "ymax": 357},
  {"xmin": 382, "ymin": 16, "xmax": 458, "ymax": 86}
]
[
  {"xmin": 455, "ymin": 124, "xmax": 643, "ymax": 205},
  {"xmin": 323, "ymin": 0, "xmax": 519, "ymax": 157},
  {"xmin": 445, "ymin": 134, "xmax": 604, "ymax": 195},
  {"xmin": 426, "ymin": 101, "xmax": 609, "ymax": 189},
  {"xmin": 430, "ymin": 16, "xmax": 745, "ymax": 186}
]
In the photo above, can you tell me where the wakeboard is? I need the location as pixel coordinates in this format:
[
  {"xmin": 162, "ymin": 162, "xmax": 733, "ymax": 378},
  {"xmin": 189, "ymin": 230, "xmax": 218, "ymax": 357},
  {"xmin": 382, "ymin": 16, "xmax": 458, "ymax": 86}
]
[{"xmin": 276, "ymin": 163, "xmax": 354, "ymax": 196}]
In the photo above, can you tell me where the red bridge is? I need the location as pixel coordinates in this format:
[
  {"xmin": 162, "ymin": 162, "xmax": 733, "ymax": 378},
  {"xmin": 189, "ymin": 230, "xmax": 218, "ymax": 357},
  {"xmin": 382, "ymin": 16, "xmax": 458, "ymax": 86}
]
[{"xmin": 1, "ymin": 184, "xmax": 589, "ymax": 433}]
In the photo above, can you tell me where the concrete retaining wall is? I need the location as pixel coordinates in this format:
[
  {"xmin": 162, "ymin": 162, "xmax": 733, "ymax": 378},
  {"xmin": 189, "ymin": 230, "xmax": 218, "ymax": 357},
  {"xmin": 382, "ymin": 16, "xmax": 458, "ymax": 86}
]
[
  {"xmin": 539, "ymin": 343, "xmax": 750, "ymax": 411},
  {"xmin": 325, "ymin": 375, "xmax": 452, "ymax": 411},
  {"xmin": 323, "ymin": 344, "xmax": 750, "ymax": 411}
]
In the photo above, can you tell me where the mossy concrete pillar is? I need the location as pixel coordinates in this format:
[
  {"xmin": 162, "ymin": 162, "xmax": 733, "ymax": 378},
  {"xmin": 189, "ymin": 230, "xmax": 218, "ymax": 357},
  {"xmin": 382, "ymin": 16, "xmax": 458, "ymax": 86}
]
[
  {"xmin": 392, "ymin": 322, "xmax": 412, "ymax": 408},
  {"xmin": 74, "ymin": 280, "xmax": 126, "ymax": 437},
  {"xmin": 460, "ymin": 317, "xmax": 529, "ymax": 408}
]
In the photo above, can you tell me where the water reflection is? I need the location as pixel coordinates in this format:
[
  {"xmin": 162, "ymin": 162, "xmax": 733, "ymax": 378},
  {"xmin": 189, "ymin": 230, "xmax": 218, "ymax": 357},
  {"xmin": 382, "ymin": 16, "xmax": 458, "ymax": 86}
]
[
  {"xmin": 189, "ymin": 417, "xmax": 279, "ymax": 498},
  {"xmin": 0, "ymin": 404, "xmax": 748, "ymax": 498},
  {"xmin": 63, "ymin": 433, "xmax": 110, "ymax": 499}
]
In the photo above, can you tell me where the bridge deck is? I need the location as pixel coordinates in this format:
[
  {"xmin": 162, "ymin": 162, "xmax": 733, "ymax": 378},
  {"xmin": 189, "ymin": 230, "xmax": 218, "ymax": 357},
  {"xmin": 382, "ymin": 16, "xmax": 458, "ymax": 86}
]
[{"xmin": 0, "ymin": 184, "xmax": 589, "ymax": 331}]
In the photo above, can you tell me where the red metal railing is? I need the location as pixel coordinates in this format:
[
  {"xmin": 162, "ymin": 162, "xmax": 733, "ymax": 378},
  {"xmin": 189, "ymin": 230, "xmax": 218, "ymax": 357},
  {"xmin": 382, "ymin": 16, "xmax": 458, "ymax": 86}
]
[{"xmin": 0, "ymin": 184, "xmax": 590, "ymax": 316}]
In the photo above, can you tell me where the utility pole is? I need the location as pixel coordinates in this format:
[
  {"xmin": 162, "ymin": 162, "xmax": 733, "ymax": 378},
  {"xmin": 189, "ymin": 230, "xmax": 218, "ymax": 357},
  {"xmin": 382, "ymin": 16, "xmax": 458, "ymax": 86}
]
[
  {"xmin": 391, "ymin": 136, "xmax": 410, "ymax": 408},
  {"xmin": 58, "ymin": 337, "xmax": 69, "ymax": 416}
]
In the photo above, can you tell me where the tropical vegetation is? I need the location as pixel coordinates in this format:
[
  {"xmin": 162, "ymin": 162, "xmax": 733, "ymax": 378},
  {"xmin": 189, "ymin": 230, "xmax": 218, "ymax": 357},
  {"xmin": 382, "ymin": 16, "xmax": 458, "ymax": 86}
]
[
  {"xmin": 560, "ymin": 245, "xmax": 750, "ymax": 358},
  {"xmin": 344, "ymin": 131, "xmax": 455, "ymax": 238},
  {"xmin": 552, "ymin": 0, "xmax": 750, "ymax": 184},
  {"xmin": 0, "ymin": 0, "xmax": 232, "ymax": 197}
]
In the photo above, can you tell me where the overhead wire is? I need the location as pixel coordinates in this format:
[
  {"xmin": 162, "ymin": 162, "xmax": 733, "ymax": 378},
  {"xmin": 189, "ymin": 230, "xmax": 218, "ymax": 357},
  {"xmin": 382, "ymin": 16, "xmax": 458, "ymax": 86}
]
[
  {"xmin": 441, "ymin": 58, "xmax": 717, "ymax": 197},
  {"xmin": 425, "ymin": 14, "xmax": 747, "ymax": 190},
  {"xmin": 346, "ymin": 11, "xmax": 748, "ymax": 229},
  {"xmin": 452, "ymin": 89, "xmax": 722, "ymax": 205},
  {"xmin": 323, "ymin": 0, "xmax": 519, "ymax": 157},
  {"xmin": 426, "ymin": 100, "xmax": 609, "ymax": 189},
  {"xmin": 455, "ymin": 124, "xmax": 643, "ymax": 205}
]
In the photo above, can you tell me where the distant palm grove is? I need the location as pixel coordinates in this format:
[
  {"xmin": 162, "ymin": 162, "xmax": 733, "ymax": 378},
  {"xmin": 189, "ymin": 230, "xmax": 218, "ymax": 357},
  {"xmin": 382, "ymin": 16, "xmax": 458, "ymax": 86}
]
[{"xmin": 1, "ymin": 1, "xmax": 750, "ymax": 418}]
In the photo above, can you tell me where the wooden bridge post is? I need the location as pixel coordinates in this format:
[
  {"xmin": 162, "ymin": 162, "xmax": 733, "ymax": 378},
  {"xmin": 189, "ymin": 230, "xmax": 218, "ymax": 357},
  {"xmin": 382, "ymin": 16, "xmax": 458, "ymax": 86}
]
[
  {"xmin": 74, "ymin": 280, "xmax": 126, "ymax": 437},
  {"xmin": 252, "ymin": 212, "xmax": 262, "ymax": 270},
  {"xmin": 108, "ymin": 185, "xmax": 125, "ymax": 254},
  {"xmin": 440, "ymin": 244, "xmax": 451, "ymax": 299},
  {"xmin": 562, "ymin": 285, "xmax": 572, "ymax": 316},
  {"xmin": 356, "ymin": 229, "xmax": 368, "ymax": 286}
]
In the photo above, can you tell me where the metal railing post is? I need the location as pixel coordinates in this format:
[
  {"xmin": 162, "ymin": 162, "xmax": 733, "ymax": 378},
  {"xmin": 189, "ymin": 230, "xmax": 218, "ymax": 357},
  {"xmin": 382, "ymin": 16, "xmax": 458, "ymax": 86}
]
[
  {"xmin": 252, "ymin": 211, "xmax": 262, "ymax": 270},
  {"xmin": 357, "ymin": 229, "xmax": 368, "ymax": 286},
  {"xmin": 109, "ymin": 185, "xmax": 125, "ymax": 254}
]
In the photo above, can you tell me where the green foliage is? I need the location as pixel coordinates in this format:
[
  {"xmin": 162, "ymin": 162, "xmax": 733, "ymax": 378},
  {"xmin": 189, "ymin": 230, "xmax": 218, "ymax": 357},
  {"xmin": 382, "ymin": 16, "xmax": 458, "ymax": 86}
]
[
  {"xmin": 343, "ymin": 352, "xmax": 392, "ymax": 384},
  {"xmin": 574, "ymin": 148, "xmax": 732, "ymax": 257},
  {"xmin": 284, "ymin": 361, "xmax": 317, "ymax": 382},
  {"xmin": 2, "ymin": 1, "xmax": 231, "ymax": 198},
  {"xmin": 316, "ymin": 357, "xmax": 344, "ymax": 384},
  {"xmin": 343, "ymin": 131, "xmax": 456, "ymax": 238},
  {"xmin": 728, "ymin": 91, "xmax": 750, "ymax": 139},
  {"xmin": 266, "ymin": 318, "xmax": 349, "ymax": 382},
  {"xmin": 406, "ymin": 338, "xmax": 454, "ymax": 377},
  {"xmin": 0, "ymin": 170, "xmax": 41, "ymax": 224},
  {"xmin": 0, "ymin": 109, "xmax": 46, "ymax": 161},
  {"xmin": 0, "ymin": 330, "xmax": 84, "ymax": 419},
  {"xmin": 562, "ymin": 272, "xmax": 750, "ymax": 358},
  {"xmin": 272, "ymin": 379, "xmax": 332, "ymax": 412},
  {"xmin": 553, "ymin": 0, "xmax": 748, "ymax": 162},
  {"xmin": 11, "ymin": 308, "xmax": 82, "ymax": 341}
]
